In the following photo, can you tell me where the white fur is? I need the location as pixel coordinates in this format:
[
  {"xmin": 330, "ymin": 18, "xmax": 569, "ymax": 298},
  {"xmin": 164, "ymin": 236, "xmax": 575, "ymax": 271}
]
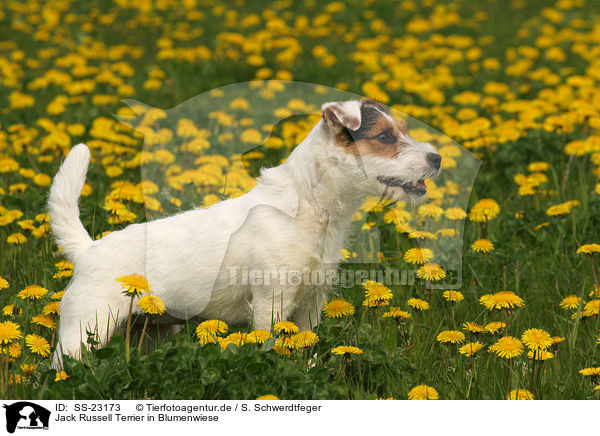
[{"xmin": 49, "ymin": 100, "xmax": 439, "ymax": 368}]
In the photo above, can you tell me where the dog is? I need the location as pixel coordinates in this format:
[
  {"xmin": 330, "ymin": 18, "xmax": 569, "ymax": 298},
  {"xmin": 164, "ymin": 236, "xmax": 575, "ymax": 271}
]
[{"xmin": 48, "ymin": 98, "xmax": 441, "ymax": 367}]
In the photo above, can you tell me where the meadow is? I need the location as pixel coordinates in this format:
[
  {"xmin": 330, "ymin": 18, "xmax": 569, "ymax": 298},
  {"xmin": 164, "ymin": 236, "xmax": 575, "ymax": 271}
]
[{"xmin": 1, "ymin": 0, "xmax": 600, "ymax": 400}]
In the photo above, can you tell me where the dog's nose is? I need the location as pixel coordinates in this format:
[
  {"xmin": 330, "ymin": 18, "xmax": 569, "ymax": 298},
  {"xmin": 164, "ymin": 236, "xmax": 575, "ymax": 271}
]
[{"xmin": 426, "ymin": 153, "xmax": 442, "ymax": 171}]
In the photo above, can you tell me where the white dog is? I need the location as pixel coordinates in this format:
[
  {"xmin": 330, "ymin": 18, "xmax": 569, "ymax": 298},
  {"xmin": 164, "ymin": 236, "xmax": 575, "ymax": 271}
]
[{"xmin": 49, "ymin": 99, "xmax": 441, "ymax": 367}]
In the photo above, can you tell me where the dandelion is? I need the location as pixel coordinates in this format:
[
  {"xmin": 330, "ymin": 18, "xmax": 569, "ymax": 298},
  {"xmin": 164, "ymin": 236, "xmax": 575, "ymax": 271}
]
[
  {"xmin": 273, "ymin": 321, "xmax": 298, "ymax": 335},
  {"xmin": 7, "ymin": 233, "xmax": 27, "ymax": 244},
  {"xmin": 579, "ymin": 367, "xmax": 600, "ymax": 376},
  {"xmin": 576, "ymin": 244, "xmax": 600, "ymax": 254},
  {"xmin": 408, "ymin": 298, "xmax": 430, "ymax": 310},
  {"xmin": 136, "ymin": 295, "xmax": 165, "ymax": 315},
  {"xmin": 442, "ymin": 290, "xmax": 464, "ymax": 302},
  {"xmin": 469, "ymin": 198, "xmax": 500, "ymax": 222},
  {"xmin": 6, "ymin": 342, "xmax": 22, "ymax": 358},
  {"xmin": 527, "ymin": 350, "xmax": 554, "ymax": 360},
  {"xmin": 20, "ymin": 364, "xmax": 37, "ymax": 374},
  {"xmin": 551, "ymin": 336, "xmax": 566, "ymax": 346},
  {"xmin": 383, "ymin": 307, "xmax": 412, "ymax": 319},
  {"xmin": 0, "ymin": 276, "xmax": 9, "ymax": 290},
  {"xmin": 17, "ymin": 285, "xmax": 49, "ymax": 300},
  {"xmin": 25, "ymin": 334, "xmax": 51, "ymax": 357},
  {"xmin": 471, "ymin": 239, "xmax": 494, "ymax": 253},
  {"xmin": 583, "ymin": 300, "xmax": 600, "ymax": 316},
  {"xmin": 117, "ymin": 273, "xmax": 152, "ymax": 296},
  {"xmin": 559, "ymin": 295, "xmax": 581, "ymax": 309},
  {"xmin": 0, "ymin": 321, "xmax": 22, "ymax": 344},
  {"xmin": 480, "ymin": 291, "xmax": 524, "ymax": 310},
  {"xmin": 408, "ymin": 384, "xmax": 439, "ymax": 400},
  {"xmin": 291, "ymin": 331, "xmax": 319, "ymax": 348},
  {"xmin": 507, "ymin": 389, "xmax": 534, "ymax": 400},
  {"xmin": 331, "ymin": 346, "xmax": 363, "ymax": 355},
  {"xmin": 246, "ymin": 329, "xmax": 272, "ymax": 344},
  {"xmin": 403, "ymin": 248, "xmax": 434, "ymax": 264},
  {"xmin": 323, "ymin": 298, "xmax": 355, "ymax": 318},
  {"xmin": 436, "ymin": 330, "xmax": 465, "ymax": 344},
  {"xmin": 362, "ymin": 280, "xmax": 393, "ymax": 303},
  {"xmin": 55, "ymin": 371, "xmax": 69, "ymax": 381},
  {"xmin": 462, "ymin": 322, "xmax": 485, "ymax": 333},
  {"xmin": 32, "ymin": 314, "xmax": 56, "ymax": 329},
  {"xmin": 43, "ymin": 301, "xmax": 61, "ymax": 315},
  {"xmin": 459, "ymin": 342, "xmax": 484, "ymax": 357},
  {"xmin": 521, "ymin": 328, "xmax": 552, "ymax": 351},
  {"xmin": 416, "ymin": 263, "xmax": 446, "ymax": 281},
  {"xmin": 256, "ymin": 395, "xmax": 279, "ymax": 400},
  {"xmin": 489, "ymin": 336, "xmax": 524, "ymax": 358}
]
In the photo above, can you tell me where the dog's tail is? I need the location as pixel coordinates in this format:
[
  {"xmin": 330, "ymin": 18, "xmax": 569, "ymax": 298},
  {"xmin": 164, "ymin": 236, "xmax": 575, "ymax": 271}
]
[{"xmin": 48, "ymin": 143, "xmax": 93, "ymax": 263}]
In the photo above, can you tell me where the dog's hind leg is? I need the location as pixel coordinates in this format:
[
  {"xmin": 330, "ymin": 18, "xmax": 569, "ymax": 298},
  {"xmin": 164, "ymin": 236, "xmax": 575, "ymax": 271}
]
[
  {"xmin": 250, "ymin": 284, "xmax": 300, "ymax": 331},
  {"xmin": 52, "ymin": 301, "xmax": 127, "ymax": 369},
  {"xmin": 292, "ymin": 294, "xmax": 324, "ymax": 331}
]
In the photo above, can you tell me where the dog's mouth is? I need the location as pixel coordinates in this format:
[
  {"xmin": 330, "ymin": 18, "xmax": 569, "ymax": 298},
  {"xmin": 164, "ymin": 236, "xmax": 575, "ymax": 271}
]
[{"xmin": 377, "ymin": 176, "xmax": 427, "ymax": 196}]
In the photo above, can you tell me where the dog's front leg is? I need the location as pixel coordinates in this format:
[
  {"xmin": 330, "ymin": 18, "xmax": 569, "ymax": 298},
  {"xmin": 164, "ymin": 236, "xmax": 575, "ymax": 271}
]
[{"xmin": 250, "ymin": 284, "xmax": 299, "ymax": 331}]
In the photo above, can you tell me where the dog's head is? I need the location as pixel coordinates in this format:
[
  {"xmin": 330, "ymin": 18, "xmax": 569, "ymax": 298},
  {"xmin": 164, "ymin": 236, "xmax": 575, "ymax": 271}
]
[{"xmin": 321, "ymin": 99, "xmax": 441, "ymax": 202}]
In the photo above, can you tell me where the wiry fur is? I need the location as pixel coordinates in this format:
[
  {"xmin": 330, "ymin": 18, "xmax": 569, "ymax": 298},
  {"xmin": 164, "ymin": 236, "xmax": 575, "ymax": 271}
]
[{"xmin": 48, "ymin": 99, "xmax": 440, "ymax": 368}]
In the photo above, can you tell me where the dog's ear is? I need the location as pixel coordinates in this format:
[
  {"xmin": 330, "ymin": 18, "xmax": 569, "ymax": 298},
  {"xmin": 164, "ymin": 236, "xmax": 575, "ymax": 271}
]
[{"xmin": 322, "ymin": 100, "xmax": 362, "ymax": 131}]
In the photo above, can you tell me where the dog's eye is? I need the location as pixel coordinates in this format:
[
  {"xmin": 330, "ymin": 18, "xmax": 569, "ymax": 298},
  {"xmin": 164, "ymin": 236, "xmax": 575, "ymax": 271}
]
[{"xmin": 374, "ymin": 130, "xmax": 396, "ymax": 144}]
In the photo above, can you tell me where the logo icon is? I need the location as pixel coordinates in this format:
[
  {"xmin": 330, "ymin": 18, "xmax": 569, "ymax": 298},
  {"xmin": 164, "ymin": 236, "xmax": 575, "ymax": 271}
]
[{"xmin": 3, "ymin": 402, "xmax": 50, "ymax": 434}]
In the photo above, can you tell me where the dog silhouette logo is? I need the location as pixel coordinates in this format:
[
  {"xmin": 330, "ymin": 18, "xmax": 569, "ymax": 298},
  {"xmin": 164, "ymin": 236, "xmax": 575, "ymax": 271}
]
[{"xmin": 3, "ymin": 402, "xmax": 50, "ymax": 433}]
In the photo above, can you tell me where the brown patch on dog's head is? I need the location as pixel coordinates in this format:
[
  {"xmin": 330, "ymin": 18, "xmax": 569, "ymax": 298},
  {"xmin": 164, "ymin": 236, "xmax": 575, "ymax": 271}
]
[{"xmin": 332, "ymin": 99, "xmax": 409, "ymax": 159}]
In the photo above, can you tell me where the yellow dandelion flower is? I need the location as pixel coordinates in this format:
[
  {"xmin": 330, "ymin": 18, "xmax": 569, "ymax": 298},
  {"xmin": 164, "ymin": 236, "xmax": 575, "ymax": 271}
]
[
  {"xmin": 579, "ymin": 367, "xmax": 600, "ymax": 376},
  {"xmin": 489, "ymin": 336, "xmax": 524, "ymax": 358},
  {"xmin": 0, "ymin": 321, "xmax": 23, "ymax": 344},
  {"xmin": 403, "ymin": 248, "xmax": 434, "ymax": 264},
  {"xmin": 559, "ymin": 295, "xmax": 581, "ymax": 309},
  {"xmin": 246, "ymin": 329, "xmax": 272, "ymax": 344},
  {"xmin": 136, "ymin": 295, "xmax": 166, "ymax": 315},
  {"xmin": 362, "ymin": 280, "xmax": 393, "ymax": 302},
  {"xmin": 0, "ymin": 276, "xmax": 9, "ymax": 290},
  {"xmin": 459, "ymin": 342, "xmax": 484, "ymax": 357},
  {"xmin": 7, "ymin": 233, "xmax": 27, "ymax": 244},
  {"xmin": 116, "ymin": 273, "xmax": 152, "ymax": 296},
  {"xmin": 273, "ymin": 321, "xmax": 298, "ymax": 335},
  {"xmin": 480, "ymin": 291, "xmax": 525, "ymax": 310},
  {"xmin": 323, "ymin": 298, "xmax": 355, "ymax": 318},
  {"xmin": 31, "ymin": 314, "xmax": 56, "ymax": 329},
  {"xmin": 521, "ymin": 328, "xmax": 552, "ymax": 350},
  {"xmin": 408, "ymin": 298, "xmax": 430, "ymax": 310},
  {"xmin": 25, "ymin": 334, "xmax": 51, "ymax": 357},
  {"xmin": 462, "ymin": 322, "xmax": 485, "ymax": 333},
  {"xmin": 436, "ymin": 330, "xmax": 465, "ymax": 344},
  {"xmin": 408, "ymin": 384, "xmax": 439, "ymax": 400},
  {"xmin": 416, "ymin": 263, "xmax": 446, "ymax": 281},
  {"xmin": 444, "ymin": 207, "xmax": 467, "ymax": 220},
  {"xmin": 507, "ymin": 389, "xmax": 534, "ymax": 400},
  {"xmin": 256, "ymin": 395, "xmax": 279, "ymax": 400},
  {"xmin": 20, "ymin": 364, "xmax": 38, "ymax": 374},
  {"xmin": 331, "ymin": 345, "xmax": 363, "ymax": 355},
  {"xmin": 469, "ymin": 198, "xmax": 500, "ymax": 222},
  {"xmin": 55, "ymin": 370, "xmax": 69, "ymax": 381},
  {"xmin": 291, "ymin": 331, "xmax": 319, "ymax": 348},
  {"xmin": 527, "ymin": 349, "xmax": 554, "ymax": 360},
  {"xmin": 471, "ymin": 239, "xmax": 494, "ymax": 253},
  {"xmin": 382, "ymin": 307, "xmax": 412, "ymax": 319},
  {"xmin": 17, "ymin": 285, "xmax": 49, "ymax": 300},
  {"xmin": 442, "ymin": 290, "xmax": 464, "ymax": 302},
  {"xmin": 583, "ymin": 300, "xmax": 600, "ymax": 316},
  {"xmin": 577, "ymin": 244, "xmax": 600, "ymax": 254},
  {"xmin": 43, "ymin": 301, "xmax": 61, "ymax": 315},
  {"xmin": 484, "ymin": 321, "xmax": 506, "ymax": 334}
]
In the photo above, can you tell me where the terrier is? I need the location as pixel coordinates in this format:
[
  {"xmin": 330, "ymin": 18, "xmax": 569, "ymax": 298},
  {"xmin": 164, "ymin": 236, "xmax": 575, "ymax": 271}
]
[{"xmin": 48, "ymin": 99, "xmax": 441, "ymax": 367}]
